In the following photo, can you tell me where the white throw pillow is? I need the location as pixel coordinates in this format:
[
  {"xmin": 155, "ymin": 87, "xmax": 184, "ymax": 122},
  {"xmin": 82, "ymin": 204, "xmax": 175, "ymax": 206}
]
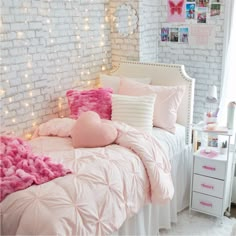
[
  {"xmin": 34, "ymin": 118, "xmax": 76, "ymax": 137},
  {"xmin": 100, "ymin": 74, "xmax": 152, "ymax": 93},
  {"xmin": 111, "ymin": 94, "xmax": 156, "ymax": 133}
]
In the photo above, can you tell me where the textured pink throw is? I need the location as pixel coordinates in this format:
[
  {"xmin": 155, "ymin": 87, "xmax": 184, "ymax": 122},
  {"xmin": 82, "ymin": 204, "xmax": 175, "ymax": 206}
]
[{"xmin": 0, "ymin": 136, "xmax": 71, "ymax": 202}]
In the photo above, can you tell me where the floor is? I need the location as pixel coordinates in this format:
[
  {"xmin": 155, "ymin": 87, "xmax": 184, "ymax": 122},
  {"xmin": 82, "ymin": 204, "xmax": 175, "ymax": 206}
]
[{"xmin": 159, "ymin": 208, "xmax": 236, "ymax": 236}]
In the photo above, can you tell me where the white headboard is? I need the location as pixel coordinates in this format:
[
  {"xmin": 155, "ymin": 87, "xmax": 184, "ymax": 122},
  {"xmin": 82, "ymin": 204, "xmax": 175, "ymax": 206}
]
[{"xmin": 110, "ymin": 61, "xmax": 195, "ymax": 145}]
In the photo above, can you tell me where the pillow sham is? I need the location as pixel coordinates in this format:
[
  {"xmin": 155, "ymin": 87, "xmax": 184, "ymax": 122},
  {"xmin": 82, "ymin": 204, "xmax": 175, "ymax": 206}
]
[
  {"xmin": 119, "ymin": 78, "xmax": 185, "ymax": 133},
  {"xmin": 111, "ymin": 94, "xmax": 156, "ymax": 133},
  {"xmin": 71, "ymin": 111, "xmax": 118, "ymax": 148},
  {"xmin": 66, "ymin": 88, "xmax": 113, "ymax": 120},
  {"xmin": 100, "ymin": 74, "xmax": 152, "ymax": 93},
  {"xmin": 34, "ymin": 118, "xmax": 76, "ymax": 137}
]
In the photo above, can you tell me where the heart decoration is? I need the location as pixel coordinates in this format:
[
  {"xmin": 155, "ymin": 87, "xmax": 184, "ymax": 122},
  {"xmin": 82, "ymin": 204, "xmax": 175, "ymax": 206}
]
[{"xmin": 71, "ymin": 111, "xmax": 118, "ymax": 148}]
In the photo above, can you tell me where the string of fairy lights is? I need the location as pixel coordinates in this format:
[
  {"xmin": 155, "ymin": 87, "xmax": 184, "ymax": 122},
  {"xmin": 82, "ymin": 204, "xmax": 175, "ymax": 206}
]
[{"xmin": 1, "ymin": 0, "xmax": 110, "ymax": 139}]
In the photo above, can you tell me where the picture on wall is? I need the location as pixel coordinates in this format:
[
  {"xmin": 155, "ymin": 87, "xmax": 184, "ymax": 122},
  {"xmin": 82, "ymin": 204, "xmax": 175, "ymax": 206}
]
[
  {"xmin": 187, "ymin": 0, "xmax": 195, "ymax": 2},
  {"xmin": 196, "ymin": 0, "xmax": 209, "ymax": 7},
  {"xmin": 210, "ymin": 3, "xmax": 221, "ymax": 16},
  {"xmin": 179, "ymin": 27, "xmax": 189, "ymax": 43},
  {"xmin": 161, "ymin": 28, "xmax": 170, "ymax": 41},
  {"xmin": 167, "ymin": 0, "xmax": 185, "ymax": 22},
  {"xmin": 186, "ymin": 3, "xmax": 195, "ymax": 19},
  {"xmin": 197, "ymin": 7, "xmax": 207, "ymax": 23},
  {"xmin": 170, "ymin": 28, "xmax": 179, "ymax": 42}
]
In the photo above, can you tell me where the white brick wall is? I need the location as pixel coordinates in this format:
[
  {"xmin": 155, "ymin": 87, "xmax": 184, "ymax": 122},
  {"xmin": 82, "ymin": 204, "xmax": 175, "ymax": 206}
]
[
  {"xmin": 109, "ymin": 0, "xmax": 139, "ymax": 66},
  {"xmin": 0, "ymin": 0, "xmax": 111, "ymax": 137},
  {"xmin": 139, "ymin": 0, "xmax": 159, "ymax": 62},
  {"xmin": 110, "ymin": 1, "xmax": 225, "ymax": 123},
  {"xmin": 157, "ymin": 1, "xmax": 225, "ymax": 123},
  {"xmin": 0, "ymin": 0, "xmax": 226, "ymax": 137}
]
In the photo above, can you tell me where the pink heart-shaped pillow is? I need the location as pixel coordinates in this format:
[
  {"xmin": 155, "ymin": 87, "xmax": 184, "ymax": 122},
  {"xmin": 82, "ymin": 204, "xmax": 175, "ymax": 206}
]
[{"xmin": 71, "ymin": 111, "xmax": 118, "ymax": 148}]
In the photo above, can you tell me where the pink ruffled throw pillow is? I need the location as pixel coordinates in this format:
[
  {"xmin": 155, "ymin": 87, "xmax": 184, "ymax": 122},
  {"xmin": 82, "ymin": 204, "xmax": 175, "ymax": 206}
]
[
  {"xmin": 71, "ymin": 111, "xmax": 118, "ymax": 148},
  {"xmin": 66, "ymin": 88, "xmax": 113, "ymax": 120}
]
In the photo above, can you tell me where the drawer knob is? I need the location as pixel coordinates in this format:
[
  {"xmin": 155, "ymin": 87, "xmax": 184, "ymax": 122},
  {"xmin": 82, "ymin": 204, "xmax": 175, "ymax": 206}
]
[
  {"xmin": 200, "ymin": 201, "xmax": 212, "ymax": 207},
  {"xmin": 201, "ymin": 183, "xmax": 214, "ymax": 189},
  {"xmin": 202, "ymin": 165, "xmax": 216, "ymax": 171}
]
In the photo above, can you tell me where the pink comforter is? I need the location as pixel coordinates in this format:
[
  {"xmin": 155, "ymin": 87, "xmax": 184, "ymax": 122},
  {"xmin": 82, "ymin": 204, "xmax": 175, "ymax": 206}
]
[{"xmin": 1, "ymin": 122, "xmax": 174, "ymax": 235}]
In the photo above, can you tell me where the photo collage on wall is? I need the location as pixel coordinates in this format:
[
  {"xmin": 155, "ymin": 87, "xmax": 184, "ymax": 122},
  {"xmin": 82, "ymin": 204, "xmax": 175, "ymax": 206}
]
[
  {"xmin": 161, "ymin": 27, "xmax": 189, "ymax": 43},
  {"xmin": 162, "ymin": 0, "xmax": 220, "ymax": 43},
  {"xmin": 167, "ymin": 0, "xmax": 221, "ymax": 23}
]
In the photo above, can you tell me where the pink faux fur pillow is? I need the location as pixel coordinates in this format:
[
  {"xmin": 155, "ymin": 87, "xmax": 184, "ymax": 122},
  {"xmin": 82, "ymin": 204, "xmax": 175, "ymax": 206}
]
[
  {"xmin": 66, "ymin": 88, "xmax": 113, "ymax": 120},
  {"xmin": 71, "ymin": 111, "xmax": 118, "ymax": 148}
]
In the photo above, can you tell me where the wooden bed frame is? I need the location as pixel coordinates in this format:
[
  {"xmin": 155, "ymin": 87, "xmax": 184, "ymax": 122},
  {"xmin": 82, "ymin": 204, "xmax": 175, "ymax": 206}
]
[{"xmin": 110, "ymin": 61, "xmax": 195, "ymax": 145}]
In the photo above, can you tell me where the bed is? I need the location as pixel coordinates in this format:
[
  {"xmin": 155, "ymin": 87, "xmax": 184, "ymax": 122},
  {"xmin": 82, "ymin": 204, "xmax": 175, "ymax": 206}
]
[{"xmin": 0, "ymin": 61, "xmax": 195, "ymax": 235}]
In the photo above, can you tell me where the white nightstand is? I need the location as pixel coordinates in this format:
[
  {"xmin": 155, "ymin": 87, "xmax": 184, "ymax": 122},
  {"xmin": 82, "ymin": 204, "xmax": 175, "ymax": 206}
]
[{"xmin": 190, "ymin": 124, "xmax": 236, "ymax": 218}]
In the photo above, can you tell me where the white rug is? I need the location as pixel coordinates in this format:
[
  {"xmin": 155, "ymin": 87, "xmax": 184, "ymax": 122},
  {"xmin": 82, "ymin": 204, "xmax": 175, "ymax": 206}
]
[{"xmin": 159, "ymin": 209, "xmax": 236, "ymax": 236}]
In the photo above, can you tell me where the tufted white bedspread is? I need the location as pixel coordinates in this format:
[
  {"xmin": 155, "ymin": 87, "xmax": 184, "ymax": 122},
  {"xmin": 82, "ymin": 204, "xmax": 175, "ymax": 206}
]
[{"xmin": 1, "ymin": 122, "xmax": 174, "ymax": 235}]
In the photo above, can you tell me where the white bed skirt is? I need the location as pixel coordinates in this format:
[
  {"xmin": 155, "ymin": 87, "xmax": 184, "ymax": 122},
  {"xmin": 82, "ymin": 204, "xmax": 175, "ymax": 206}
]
[{"xmin": 112, "ymin": 145, "xmax": 192, "ymax": 235}]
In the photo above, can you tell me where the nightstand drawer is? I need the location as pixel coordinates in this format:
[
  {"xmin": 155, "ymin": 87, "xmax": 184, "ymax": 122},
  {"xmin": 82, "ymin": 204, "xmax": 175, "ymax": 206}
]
[
  {"xmin": 192, "ymin": 192, "xmax": 222, "ymax": 217},
  {"xmin": 193, "ymin": 174, "xmax": 224, "ymax": 198},
  {"xmin": 194, "ymin": 157, "xmax": 226, "ymax": 180}
]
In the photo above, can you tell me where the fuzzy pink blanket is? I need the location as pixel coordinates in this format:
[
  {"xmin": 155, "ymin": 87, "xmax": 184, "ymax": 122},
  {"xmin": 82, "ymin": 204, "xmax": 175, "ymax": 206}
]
[{"xmin": 0, "ymin": 136, "xmax": 71, "ymax": 202}]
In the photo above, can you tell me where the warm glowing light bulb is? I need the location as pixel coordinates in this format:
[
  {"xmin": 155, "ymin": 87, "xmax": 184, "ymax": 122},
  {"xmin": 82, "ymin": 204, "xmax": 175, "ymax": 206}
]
[
  {"xmin": 27, "ymin": 61, "xmax": 32, "ymax": 68},
  {"xmin": 0, "ymin": 89, "xmax": 5, "ymax": 96},
  {"xmin": 17, "ymin": 32, "xmax": 24, "ymax": 39},
  {"xmin": 25, "ymin": 133, "xmax": 32, "ymax": 140},
  {"xmin": 25, "ymin": 74, "xmax": 28, "ymax": 78},
  {"xmin": 12, "ymin": 118, "xmax": 16, "ymax": 123},
  {"xmin": 102, "ymin": 66, "xmax": 106, "ymax": 71}
]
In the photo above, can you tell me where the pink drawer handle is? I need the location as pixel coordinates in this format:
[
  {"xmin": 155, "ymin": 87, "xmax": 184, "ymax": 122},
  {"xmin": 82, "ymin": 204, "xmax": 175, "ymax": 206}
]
[
  {"xmin": 202, "ymin": 165, "xmax": 216, "ymax": 171},
  {"xmin": 200, "ymin": 201, "xmax": 212, "ymax": 207},
  {"xmin": 201, "ymin": 183, "xmax": 214, "ymax": 189}
]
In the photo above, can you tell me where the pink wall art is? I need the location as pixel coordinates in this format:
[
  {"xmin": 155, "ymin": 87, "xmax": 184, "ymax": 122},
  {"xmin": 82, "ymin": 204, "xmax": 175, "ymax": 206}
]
[{"xmin": 167, "ymin": 0, "xmax": 185, "ymax": 22}]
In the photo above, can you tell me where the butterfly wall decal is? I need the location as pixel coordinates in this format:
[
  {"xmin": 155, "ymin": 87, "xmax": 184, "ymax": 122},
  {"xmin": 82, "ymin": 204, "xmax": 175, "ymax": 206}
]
[{"xmin": 168, "ymin": 0, "xmax": 184, "ymax": 15}]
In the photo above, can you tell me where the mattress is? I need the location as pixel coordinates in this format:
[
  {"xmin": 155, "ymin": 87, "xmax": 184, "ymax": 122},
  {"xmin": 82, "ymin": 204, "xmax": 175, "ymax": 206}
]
[
  {"xmin": 1, "ymin": 123, "xmax": 189, "ymax": 235},
  {"xmin": 152, "ymin": 123, "xmax": 186, "ymax": 160}
]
